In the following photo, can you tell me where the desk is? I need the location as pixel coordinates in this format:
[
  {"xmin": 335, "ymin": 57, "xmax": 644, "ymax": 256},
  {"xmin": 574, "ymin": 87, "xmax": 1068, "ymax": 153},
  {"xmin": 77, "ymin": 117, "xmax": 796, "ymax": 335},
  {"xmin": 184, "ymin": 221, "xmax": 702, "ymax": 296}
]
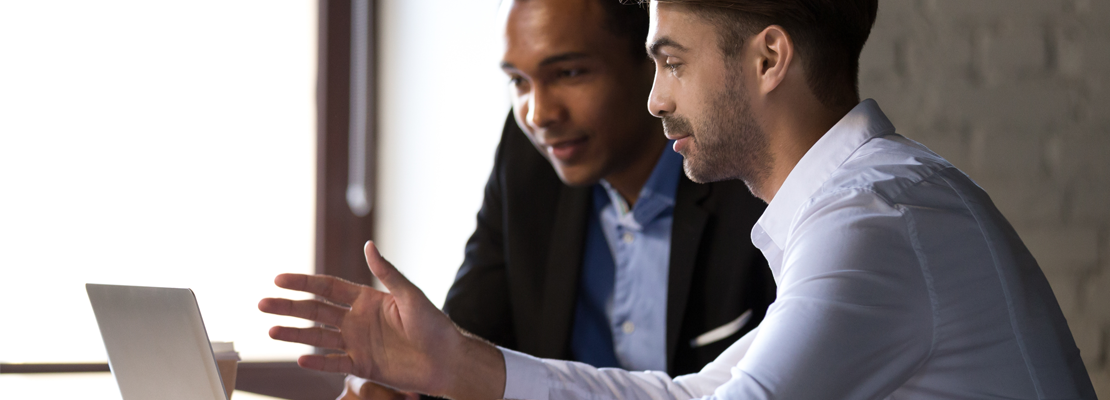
[{"xmin": 1, "ymin": 372, "xmax": 288, "ymax": 400}]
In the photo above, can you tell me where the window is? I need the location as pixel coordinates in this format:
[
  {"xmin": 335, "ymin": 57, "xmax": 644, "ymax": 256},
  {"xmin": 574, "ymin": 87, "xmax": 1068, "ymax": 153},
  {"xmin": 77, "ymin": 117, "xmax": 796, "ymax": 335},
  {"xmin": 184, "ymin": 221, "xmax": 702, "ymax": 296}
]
[
  {"xmin": 0, "ymin": 0, "xmax": 317, "ymax": 390},
  {"xmin": 1, "ymin": 0, "xmax": 510, "ymax": 397},
  {"xmin": 374, "ymin": 0, "xmax": 508, "ymax": 307}
]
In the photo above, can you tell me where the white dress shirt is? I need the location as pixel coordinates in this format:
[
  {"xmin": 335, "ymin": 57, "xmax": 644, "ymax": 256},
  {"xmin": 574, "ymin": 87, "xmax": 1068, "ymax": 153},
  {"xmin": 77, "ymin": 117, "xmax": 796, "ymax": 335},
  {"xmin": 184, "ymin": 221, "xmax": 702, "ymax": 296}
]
[{"xmin": 499, "ymin": 99, "xmax": 1096, "ymax": 400}]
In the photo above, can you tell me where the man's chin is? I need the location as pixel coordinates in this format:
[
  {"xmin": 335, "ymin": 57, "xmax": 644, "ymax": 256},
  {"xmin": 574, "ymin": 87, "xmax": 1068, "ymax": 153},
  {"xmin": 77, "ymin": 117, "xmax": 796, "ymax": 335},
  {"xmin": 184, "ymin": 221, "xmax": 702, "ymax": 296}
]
[
  {"xmin": 681, "ymin": 158, "xmax": 731, "ymax": 184},
  {"xmin": 552, "ymin": 165, "xmax": 603, "ymax": 187},
  {"xmin": 682, "ymin": 160, "xmax": 767, "ymax": 201},
  {"xmin": 681, "ymin": 158, "xmax": 713, "ymax": 184}
]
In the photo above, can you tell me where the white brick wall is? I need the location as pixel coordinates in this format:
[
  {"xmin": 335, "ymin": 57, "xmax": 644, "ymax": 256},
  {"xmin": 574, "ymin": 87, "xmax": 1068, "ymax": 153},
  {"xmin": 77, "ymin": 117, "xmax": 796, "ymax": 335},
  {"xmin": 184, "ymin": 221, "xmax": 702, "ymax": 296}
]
[{"xmin": 860, "ymin": 0, "xmax": 1110, "ymax": 395}]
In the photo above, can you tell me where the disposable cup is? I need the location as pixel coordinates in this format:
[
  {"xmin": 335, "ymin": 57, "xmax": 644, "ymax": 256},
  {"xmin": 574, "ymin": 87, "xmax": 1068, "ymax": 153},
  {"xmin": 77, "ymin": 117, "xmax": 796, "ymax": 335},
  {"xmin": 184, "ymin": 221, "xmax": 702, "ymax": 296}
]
[{"xmin": 212, "ymin": 341, "xmax": 240, "ymax": 399}]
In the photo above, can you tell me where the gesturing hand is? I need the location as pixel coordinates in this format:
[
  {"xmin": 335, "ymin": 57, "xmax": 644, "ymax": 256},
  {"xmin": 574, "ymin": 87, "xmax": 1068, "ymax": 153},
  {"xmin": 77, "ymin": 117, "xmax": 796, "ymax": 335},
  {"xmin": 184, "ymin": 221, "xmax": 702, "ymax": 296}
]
[{"xmin": 258, "ymin": 241, "xmax": 505, "ymax": 399}]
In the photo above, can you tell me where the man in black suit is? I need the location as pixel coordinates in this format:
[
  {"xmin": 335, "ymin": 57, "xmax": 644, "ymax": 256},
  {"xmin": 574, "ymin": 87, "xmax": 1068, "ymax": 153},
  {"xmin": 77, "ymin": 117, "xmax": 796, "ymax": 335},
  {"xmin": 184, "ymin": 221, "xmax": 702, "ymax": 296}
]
[
  {"xmin": 444, "ymin": 113, "xmax": 772, "ymax": 369},
  {"xmin": 340, "ymin": 0, "xmax": 772, "ymax": 397}
]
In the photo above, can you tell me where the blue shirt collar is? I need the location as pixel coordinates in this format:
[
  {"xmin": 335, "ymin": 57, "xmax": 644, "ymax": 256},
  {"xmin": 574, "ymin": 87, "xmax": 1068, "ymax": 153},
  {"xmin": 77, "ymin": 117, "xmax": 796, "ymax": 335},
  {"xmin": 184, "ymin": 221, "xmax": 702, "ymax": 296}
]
[{"xmin": 597, "ymin": 140, "xmax": 683, "ymax": 228}]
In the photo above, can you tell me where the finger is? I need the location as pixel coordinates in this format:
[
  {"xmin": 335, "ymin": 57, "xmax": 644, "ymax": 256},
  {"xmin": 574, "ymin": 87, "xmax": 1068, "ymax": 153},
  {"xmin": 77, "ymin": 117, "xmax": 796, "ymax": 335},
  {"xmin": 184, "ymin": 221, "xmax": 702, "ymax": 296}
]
[
  {"xmin": 298, "ymin": 353, "xmax": 354, "ymax": 374},
  {"xmin": 363, "ymin": 241, "xmax": 417, "ymax": 300},
  {"xmin": 274, "ymin": 273, "xmax": 362, "ymax": 305},
  {"xmin": 268, "ymin": 325, "xmax": 347, "ymax": 350},
  {"xmin": 257, "ymin": 298, "xmax": 349, "ymax": 327}
]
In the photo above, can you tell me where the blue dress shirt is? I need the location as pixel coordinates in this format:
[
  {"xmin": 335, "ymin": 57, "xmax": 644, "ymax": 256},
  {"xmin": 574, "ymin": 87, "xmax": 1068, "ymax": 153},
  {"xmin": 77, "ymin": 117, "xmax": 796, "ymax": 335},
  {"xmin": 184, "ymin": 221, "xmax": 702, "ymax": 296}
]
[{"xmin": 570, "ymin": 143, "xmax": 684, "ymax": 372}]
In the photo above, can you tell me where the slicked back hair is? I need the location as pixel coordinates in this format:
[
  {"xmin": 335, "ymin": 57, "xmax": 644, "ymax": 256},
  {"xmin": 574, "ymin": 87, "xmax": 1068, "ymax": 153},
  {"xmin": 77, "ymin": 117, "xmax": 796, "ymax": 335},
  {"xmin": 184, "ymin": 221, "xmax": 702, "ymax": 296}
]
[{"xmin": 641, "ymin": 0, "xmax": 878, "ymax": 109}]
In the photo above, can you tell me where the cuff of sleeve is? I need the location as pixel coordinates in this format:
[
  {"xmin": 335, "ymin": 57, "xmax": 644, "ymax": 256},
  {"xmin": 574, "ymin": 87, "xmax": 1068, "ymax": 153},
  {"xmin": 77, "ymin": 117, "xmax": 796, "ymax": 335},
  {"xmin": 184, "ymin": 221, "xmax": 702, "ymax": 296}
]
[{"xmin": 500, "ymin": 347, "xmax": 550, "ymax": 400}]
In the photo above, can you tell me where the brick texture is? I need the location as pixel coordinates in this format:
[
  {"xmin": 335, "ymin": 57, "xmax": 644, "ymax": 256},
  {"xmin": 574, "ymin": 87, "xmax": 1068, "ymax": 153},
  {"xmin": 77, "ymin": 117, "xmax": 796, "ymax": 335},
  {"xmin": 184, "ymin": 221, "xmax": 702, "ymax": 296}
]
[{"xmin": 860, "ymin": 0, "xmax": 1110, "ymax": 395}]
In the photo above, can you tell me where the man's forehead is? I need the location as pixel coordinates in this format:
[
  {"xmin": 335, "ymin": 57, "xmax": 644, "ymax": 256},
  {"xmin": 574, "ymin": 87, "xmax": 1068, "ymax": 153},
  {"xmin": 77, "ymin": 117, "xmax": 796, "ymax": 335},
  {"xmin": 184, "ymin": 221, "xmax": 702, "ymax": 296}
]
[
  {"xmin": 500, "ymin": 0, "xmax": 609, "ymax": 67},
  {"xmin": 646, "ymin": 2, "xmax": 702, "ymax": 55}
]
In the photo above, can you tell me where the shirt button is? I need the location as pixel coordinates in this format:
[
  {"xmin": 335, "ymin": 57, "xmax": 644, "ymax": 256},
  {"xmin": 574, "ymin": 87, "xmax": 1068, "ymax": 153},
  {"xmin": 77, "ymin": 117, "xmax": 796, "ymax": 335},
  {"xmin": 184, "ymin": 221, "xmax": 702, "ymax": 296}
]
[
  {"xmin": 622, "ymin": 232, "xmax": 635, "ymax": 244},
  {"xmin": 622, "ymin": 321, "xmax": 636, "ymax": 334}
]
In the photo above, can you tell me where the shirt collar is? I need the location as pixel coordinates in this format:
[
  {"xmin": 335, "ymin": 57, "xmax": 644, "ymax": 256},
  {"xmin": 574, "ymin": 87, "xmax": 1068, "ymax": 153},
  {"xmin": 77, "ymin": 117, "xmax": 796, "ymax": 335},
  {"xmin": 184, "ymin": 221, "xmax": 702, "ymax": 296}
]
[
  {"xmin": 599, "ymin": 140, "xmax": 683, "ymax": 228},
  {"xmin": 753, "ymin": 99, "xmax": 896, "ymax": 254}
]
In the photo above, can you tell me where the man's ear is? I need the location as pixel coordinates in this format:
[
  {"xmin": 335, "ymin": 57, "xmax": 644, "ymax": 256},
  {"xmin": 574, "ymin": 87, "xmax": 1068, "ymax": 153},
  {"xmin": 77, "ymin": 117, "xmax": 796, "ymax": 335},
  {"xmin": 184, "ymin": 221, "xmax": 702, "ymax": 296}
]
[{"xmin": 751, "ymin": 25, "xmax": 793, "ymax": 95}]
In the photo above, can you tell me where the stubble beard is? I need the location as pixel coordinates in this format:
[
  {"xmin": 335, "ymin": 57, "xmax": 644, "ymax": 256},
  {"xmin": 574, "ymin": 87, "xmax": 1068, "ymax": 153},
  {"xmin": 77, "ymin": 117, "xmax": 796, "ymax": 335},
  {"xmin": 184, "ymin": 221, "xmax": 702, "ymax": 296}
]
[{"xmin": 662, "ymin": 71, "xmax": 771, "ymax": 194}]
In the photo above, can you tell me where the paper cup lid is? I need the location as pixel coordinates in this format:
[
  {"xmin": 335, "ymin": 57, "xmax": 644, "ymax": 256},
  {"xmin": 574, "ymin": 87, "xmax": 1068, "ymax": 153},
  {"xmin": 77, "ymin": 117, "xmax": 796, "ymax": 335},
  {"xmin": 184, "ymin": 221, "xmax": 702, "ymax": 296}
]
[{"xmin": 211, "ymin": 341, "xmax": 238, "ymax": 359}]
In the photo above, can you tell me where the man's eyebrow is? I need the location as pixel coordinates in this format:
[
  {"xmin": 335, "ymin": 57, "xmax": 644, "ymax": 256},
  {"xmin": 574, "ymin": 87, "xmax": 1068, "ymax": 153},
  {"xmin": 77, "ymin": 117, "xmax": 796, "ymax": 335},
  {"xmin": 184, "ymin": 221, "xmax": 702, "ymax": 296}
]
[
  {"xmin": 647, "ymin": 37, "xmax": 687, "ymax": 59},
  {"xmin": 538, "ymin": 52, "xmax": 590, "ymax": 67},
  {"xmin": 500, "ymin": 52, "xmax": 591, "ymax": 71}
]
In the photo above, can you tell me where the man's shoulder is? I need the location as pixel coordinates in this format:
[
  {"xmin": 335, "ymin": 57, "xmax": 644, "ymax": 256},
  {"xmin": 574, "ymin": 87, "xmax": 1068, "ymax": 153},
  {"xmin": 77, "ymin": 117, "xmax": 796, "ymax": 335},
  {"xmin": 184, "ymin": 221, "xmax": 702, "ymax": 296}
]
[{"xmin": 817, "ymin": 133, "xmax": 957, "ymax": 206}]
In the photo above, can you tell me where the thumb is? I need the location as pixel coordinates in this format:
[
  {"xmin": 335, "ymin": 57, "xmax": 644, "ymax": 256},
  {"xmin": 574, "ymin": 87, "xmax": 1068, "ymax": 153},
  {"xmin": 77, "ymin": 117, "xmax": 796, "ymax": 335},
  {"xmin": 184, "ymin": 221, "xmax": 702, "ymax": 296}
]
[{"xmin": 363, "ymin": 241, "xmax": 417, "ymax": 299}]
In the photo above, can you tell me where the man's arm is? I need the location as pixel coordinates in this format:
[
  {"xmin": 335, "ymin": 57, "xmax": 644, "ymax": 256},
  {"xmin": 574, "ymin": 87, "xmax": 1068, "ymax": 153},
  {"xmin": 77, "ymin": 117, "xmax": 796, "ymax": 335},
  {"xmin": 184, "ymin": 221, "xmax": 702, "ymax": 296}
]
[
  {"xmin": 496, "ymin": 327, "xmax": 758, "ymax": 400},
  {"xmin": 261, "ymin": 241, "xmax": 725, "ymax": 400},
  {"xmin": 261, "ymin": 191, "xmax": 935, "ymax": 400}
]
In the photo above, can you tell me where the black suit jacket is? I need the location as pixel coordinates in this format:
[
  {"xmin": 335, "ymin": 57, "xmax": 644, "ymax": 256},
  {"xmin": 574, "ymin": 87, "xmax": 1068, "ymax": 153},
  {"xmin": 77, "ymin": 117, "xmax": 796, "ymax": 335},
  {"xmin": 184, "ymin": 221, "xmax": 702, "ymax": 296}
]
[{"xmin": 443, "ymin": 113, "xmax": 775, "ymax": 375}]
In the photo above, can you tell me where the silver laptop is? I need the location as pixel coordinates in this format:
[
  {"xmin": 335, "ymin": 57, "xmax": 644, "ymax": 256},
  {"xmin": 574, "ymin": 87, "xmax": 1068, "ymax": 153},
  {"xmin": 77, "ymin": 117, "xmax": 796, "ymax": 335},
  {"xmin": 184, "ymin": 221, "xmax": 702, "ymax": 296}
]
[{"xmin": 86, "ymin": 283, "xmax": 229, "ymax": 400}]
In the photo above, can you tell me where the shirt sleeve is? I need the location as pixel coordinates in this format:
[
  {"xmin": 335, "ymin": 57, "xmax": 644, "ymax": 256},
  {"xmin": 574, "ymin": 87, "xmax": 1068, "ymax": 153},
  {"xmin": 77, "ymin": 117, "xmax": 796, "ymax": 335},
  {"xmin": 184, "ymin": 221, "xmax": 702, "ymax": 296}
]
[
  {"xmin": 500, "ymin": 326, "xmax": 760, "ymax": 400},
  {"xmin": 500, "ymin": 189, "xmax": 936, "ymax": 400}
]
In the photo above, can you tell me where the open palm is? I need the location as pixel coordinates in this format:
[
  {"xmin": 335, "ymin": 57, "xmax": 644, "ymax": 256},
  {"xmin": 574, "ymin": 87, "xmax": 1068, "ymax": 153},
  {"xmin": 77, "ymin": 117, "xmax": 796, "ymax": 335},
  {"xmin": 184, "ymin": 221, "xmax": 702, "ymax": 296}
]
[{"xmin": 258, "ymin": 242, "xmax": 464, "ymax": 396}]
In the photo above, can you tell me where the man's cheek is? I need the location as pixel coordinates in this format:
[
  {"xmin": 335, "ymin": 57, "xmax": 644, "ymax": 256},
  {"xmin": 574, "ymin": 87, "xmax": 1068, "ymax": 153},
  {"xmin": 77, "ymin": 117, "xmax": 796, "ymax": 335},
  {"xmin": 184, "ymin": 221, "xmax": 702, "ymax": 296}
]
[{"xmin": 511, "ymin": 103, "xmax": 531, "ymax": 131}]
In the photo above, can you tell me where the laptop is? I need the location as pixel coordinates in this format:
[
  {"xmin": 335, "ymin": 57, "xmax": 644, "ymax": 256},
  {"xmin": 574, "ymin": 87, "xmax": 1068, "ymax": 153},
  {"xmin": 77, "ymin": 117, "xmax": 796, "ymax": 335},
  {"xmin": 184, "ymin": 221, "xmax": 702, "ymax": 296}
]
[{"xmin": 86, "ymin": 283, "xmax": 229, "ymax": 400}]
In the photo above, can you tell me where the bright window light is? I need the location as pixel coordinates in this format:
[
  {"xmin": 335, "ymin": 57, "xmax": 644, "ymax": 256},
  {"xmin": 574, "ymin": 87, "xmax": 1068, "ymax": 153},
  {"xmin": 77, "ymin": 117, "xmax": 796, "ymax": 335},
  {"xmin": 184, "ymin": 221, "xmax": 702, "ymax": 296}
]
[
  {"xmin": 375, "ymin": 0, "xmax": 509, "ymax": 307},
  {"xmin": 0, "ymin": 0, "xmax": 317, "ymax": 366}
]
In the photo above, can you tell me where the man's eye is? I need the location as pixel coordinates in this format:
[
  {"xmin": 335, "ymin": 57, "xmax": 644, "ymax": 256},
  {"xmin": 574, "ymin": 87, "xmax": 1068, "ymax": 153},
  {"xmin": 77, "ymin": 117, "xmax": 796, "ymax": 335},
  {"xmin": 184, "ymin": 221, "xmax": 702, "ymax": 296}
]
[
  {"xmin": 558, "ymin": 69, "xmax": 584, "ymax": 78},
  {"xmin": 662, "ymin": 57, "xmax": 683, "ymax": 75}
]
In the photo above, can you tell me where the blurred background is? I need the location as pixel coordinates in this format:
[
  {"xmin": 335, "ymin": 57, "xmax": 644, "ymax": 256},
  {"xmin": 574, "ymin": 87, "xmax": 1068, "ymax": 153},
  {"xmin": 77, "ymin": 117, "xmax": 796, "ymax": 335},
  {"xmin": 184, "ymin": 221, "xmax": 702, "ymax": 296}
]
[{"xmin": 0, "ymin": 0, "xmax": 1106, "ymax": 398}]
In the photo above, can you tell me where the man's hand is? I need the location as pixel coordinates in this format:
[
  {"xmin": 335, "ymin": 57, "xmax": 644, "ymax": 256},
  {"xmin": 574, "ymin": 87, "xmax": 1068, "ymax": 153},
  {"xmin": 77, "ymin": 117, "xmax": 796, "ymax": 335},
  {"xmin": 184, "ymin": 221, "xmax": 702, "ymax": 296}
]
[{"xmin": 258, "ymin": 241, "xmax": 505, "ymax": 400}]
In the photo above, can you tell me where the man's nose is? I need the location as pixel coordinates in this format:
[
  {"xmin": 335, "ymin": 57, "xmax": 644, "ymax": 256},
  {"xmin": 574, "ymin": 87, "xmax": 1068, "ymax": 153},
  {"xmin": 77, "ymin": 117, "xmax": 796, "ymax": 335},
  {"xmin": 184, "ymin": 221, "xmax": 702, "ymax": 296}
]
[
  {"xmin": 647, "ymin": 75, "xmax": 674, "ymax": 118},
  {"xmin": 526, "ymin": 86, "xmax": 565, "ymax": 129}
]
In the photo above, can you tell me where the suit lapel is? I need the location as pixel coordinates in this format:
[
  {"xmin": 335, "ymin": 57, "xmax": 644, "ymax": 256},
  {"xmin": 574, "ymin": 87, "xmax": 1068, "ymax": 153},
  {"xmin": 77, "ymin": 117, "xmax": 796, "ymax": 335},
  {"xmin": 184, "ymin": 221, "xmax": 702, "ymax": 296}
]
[
  {"xmin": 665, "ymin": 176, "xmax": 711, "ymax": 372},
  {"xmin": 536, "ymin": 184, "xmax": 592, "ymax": 359}
]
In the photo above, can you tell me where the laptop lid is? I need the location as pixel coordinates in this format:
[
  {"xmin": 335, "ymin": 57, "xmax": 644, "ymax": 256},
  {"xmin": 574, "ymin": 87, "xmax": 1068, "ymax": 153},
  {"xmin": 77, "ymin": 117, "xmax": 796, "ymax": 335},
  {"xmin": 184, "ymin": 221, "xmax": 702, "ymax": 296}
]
[{"xmin": 86, "ymin": 283, "xmax": 228, "ymax": 400}]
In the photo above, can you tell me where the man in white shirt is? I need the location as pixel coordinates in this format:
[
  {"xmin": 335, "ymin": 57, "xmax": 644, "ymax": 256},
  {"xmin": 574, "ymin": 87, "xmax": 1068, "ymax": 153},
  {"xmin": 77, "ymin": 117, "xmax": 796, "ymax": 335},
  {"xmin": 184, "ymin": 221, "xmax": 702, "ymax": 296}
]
[{"xmin": 258, "ymin": 0, "xmax": 1097, "ymax": 398}]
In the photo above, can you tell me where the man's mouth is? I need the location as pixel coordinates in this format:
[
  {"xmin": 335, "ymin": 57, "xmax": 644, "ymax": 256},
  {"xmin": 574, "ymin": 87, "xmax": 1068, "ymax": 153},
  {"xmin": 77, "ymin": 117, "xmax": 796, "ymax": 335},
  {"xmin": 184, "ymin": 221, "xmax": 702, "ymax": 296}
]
[
  {"xmin": 664, "ymin": 131, "xmax": 690, "ymax": 140},
  {"xmin": 662, "ymin": 116, "xmax": 694, "ymax": 154},
  {"xmin": 672, "ymin": 136, "xmax": 693, "ymax": 154},
  {"xmin": 664, "ymin": 130, "xmax": 692, "ymax": 153},
  {"xmin": 544, "ymin": 136, "xmax": 589, "ymax": 162}
]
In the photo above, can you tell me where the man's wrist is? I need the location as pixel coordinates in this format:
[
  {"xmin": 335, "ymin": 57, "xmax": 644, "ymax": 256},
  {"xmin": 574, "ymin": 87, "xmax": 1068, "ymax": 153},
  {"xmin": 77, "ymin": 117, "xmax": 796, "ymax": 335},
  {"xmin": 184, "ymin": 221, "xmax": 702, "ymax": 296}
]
[{"xmin": 439, "ymin": 334, "xmax": 505, "ymax": 400}]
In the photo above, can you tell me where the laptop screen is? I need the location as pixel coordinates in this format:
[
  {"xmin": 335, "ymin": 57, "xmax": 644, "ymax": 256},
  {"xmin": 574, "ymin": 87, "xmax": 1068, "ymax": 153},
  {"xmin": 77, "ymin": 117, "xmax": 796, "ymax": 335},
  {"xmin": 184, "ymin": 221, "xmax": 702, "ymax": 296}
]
[{"xmin": 86, "ymin": 284, "xmax": 227, "ymax": 400}]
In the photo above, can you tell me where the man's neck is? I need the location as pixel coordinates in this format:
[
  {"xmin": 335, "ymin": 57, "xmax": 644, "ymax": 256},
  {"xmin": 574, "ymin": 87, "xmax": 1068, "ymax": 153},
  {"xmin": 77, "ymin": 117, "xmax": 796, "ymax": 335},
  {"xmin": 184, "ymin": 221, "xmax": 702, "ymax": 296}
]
[
  {"xmin": 756, "ymin": 101, "xmax": 855, "ymax": 203},
  {"xmin": 604, "ymin": 138, "xmax": 667, "ymax": 207}
]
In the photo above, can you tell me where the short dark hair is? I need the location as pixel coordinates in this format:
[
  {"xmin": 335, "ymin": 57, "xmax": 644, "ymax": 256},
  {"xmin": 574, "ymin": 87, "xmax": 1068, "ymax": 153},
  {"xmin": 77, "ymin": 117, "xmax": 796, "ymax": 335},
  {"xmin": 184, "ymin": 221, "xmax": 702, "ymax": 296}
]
[
  {"xmin": 643, "ymin": 0, "xmax": 878, "ymax": 109},
  {"xmin": 598, "ymin": 0, "xmax": 651, "ymax": 60}
]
